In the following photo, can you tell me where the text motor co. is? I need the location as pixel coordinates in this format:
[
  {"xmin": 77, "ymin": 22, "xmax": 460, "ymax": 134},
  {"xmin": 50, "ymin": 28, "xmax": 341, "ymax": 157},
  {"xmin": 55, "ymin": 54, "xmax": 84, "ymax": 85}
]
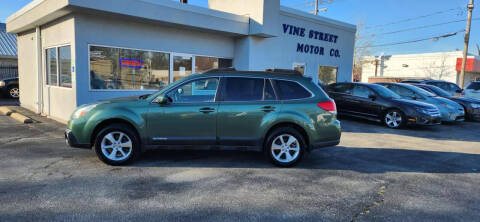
[{"xmin": 283, "ymin": 24, "xmax": 341, "ymax": 58}]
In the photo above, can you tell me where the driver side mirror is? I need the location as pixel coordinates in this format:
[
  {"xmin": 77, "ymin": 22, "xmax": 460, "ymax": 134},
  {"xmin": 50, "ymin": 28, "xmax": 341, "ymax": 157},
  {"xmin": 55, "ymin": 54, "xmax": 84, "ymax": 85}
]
[
  {"xmin": 155, "ymin": 95, "xmax": 172, "ymax": 105},
  {"xmin": 368, "ymin": 94, "xmax": 377, "ymax": 100}
]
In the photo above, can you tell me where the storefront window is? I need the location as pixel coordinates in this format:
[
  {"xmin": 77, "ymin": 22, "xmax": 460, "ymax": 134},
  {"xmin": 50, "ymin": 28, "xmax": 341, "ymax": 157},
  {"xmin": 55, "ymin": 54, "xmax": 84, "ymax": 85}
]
[
  {"xmin": 173, "ymin": 55, "xmax": 192, "ymax": 82},
  {"xmin": 46, "ymin": 48, "xmax": 57, "ymax": 86},
  {"xmin": 318, "ymin": 66, "xmax": 338, "ymax": 85},
  {"xmin": 293, "ymin": 63, "xmax": 305, "ymax": 75},
  {"xmin": 89, "ymin": 46, "xmax": 170, "ymax": 90},
  {"xmin": 195, "ymin": 56, "xmax": 218, "ymax": 73},
  {"xmin": 195, "ymin": 56, "xmax": 233, "ymax": 73},
  {"xmin": 59, "ymin": 46, "xmax": 72, "ymax": 88}
]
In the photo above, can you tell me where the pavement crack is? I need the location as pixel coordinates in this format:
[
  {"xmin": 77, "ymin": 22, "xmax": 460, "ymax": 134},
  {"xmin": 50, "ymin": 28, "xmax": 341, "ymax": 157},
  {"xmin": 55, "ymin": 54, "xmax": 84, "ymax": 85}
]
[{"xmin": 351, "ymin": 185, "xmax": 387, "ymax": 222}]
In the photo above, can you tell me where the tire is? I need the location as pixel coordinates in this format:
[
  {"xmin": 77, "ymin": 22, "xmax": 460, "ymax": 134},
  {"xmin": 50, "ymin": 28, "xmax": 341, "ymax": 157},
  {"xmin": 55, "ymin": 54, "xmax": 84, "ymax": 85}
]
[
  {"xmin": 264, "ymin": 127, "xmax": 306, "ymax": 167},
  {"xmin": 7, "ymin": 85, "xmax": 19, "ymax": 99},
  {"xmin": 383, "ymin": 109, "xmax": 406, "ymax": 129},
  {"xmin": 94, "ymin": 124, "xmax": 140, "ymax": 166}
]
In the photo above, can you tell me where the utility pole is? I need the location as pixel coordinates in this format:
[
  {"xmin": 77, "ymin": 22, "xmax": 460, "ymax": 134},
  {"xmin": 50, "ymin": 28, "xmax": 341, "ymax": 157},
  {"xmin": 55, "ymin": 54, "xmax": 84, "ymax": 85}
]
[
  {"xmin": 314, "ymin": 0, "xmax": 319, "ymax": 15},
  {"xmin": 459, "ymin": 0, "xmax": 474, "ymax": 88}
]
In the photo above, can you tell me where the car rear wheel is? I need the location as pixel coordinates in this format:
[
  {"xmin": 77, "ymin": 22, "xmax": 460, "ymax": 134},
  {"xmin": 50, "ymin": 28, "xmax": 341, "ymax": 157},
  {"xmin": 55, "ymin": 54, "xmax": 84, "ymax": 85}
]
[
  {"xmin": 94, "ymin": 124, "xmax": 140, "ymax": 165},
  {"xmin": 265, "ymin": 127, "xmax": 305, "ymax": 167},
  {"xmin": 384, "ymin": 109, "xmax": 405, "ymax": 129},
  {"xmin": 8, "ymin": 85, "xmax": 19, "ymax": 99}
]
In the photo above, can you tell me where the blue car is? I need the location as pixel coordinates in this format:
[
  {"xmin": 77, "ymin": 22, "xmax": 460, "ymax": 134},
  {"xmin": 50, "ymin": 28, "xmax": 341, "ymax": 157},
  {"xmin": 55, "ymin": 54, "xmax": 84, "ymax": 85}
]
[
  {"xmin": 376, "ymin": 83, "xmax": 465, "ymax": 123},
  {"xmin": 0, "ymin": 77, "xmax": 19, "ymax": 98}
]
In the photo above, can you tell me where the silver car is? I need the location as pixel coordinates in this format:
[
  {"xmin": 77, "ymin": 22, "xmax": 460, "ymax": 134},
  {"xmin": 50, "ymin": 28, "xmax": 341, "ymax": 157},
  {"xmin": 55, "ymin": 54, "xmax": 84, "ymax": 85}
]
[{"xmin": 376, "ymin": 83, "xmax": 465, "ymax": 122}]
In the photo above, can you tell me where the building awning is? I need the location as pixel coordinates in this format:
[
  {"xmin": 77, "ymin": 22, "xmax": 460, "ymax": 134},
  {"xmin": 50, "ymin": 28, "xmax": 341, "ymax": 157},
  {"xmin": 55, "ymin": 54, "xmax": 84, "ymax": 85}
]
[
  {"xmin": 0, "ymin": 23, "xmax": 17, "ymax": 58},
  {"xmin": 456, "ymin": 57, "xmax": 480, "ymax": 72}
]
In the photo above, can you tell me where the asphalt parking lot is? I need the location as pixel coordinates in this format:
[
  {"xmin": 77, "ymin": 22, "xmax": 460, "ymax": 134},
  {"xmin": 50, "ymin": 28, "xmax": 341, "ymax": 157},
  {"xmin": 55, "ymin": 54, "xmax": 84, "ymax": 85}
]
[{"xmin": 0, "ymin": 104, "xmax": 479, "ymax": 221}]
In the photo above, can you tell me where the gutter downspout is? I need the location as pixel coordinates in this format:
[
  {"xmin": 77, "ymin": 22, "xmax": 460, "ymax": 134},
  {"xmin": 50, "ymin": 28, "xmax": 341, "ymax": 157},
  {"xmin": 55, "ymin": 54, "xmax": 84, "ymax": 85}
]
[{"xmin": 36, "ymin": 26, "xmax": 43, "ymax": 114}]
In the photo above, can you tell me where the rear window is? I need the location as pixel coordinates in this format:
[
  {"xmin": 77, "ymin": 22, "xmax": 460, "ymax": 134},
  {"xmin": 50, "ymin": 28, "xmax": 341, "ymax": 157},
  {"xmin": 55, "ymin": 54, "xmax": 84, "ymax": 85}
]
[
  {"xmin": 328, "ymin": 83, "xmax": 352, "ymax": 94},
  {"xmin": 467, "ymin": 82, "xmax": 480, "ymax": 90},
  {"xmin": 274, "ymin": 80, "xmax": 311, "ymax": 100},
  {"xmin": 223, "ymin": 77, "xmax": 264, "ymax": 101}
]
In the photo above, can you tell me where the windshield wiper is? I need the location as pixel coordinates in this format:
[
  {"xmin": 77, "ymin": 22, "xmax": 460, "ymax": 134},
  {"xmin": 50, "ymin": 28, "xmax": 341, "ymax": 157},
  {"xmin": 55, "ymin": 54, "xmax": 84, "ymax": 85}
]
[{"xmin": 138, "ymin": 94, "xmax": 151, "ymax": 100}]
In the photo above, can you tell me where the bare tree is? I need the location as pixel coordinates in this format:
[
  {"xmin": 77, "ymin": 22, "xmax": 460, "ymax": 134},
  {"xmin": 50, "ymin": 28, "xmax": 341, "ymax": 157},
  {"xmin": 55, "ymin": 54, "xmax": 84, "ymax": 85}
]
[
  {"xmin": 353, "ymin": 22, "xmax": 375, "ymax": 81},
  {"xmin": 421, "ymin": 53, "xmax": 451, "ymax": 80}
]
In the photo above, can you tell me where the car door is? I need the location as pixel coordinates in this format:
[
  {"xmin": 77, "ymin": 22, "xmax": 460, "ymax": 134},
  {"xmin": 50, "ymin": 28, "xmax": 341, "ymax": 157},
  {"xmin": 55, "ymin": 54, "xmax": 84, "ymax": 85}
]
[
  {"xmin": 147, "ymin": 77, "xmax": 220, "ymax": 145},
  {"xmin": 351, "ymin": 85, "xmax": 381, "ymax": 118},
  {"xmin": 326, "ymin": 83, "xmax": 353, "ymax": 115},
  {"xmin": 216, "ymin": 77, "xmax": 280, "ymax": 146}
]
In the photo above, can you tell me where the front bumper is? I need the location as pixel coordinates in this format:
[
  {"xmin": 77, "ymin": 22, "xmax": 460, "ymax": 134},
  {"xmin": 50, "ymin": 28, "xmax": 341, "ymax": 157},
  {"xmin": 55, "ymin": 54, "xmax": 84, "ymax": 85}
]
[
  {"xmin": 466, "ymin": 107, "xmax": 480, "ymax": 121},
  {"xmin": 65, "ymin": 129, "xmax": 90, "ymax": 149},
  {"xmin": 441, "ymin": 111, "xmax": 465, "ymax": 122},
  {"xmin": 407, "ymin": 114, "xmax": 442, "ymax": 126}
]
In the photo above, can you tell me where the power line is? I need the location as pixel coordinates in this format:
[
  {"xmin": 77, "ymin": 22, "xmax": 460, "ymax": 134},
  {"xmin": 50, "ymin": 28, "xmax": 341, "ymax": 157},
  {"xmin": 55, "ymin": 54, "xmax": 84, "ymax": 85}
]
[
  {"xmin": 358, "ymin": 30, "xmax": 465, "ymax": 48},
  {"xmin": 365, "ymin": 7, "xmax": 464, "ymax": 30},
  {"xmin": 373, "ymin": 18, "xmax": 480, "ymax": 36}
]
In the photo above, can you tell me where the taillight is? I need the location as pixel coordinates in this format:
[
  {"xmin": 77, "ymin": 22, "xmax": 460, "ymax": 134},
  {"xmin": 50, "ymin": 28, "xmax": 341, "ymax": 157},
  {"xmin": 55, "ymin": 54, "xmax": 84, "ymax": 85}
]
[{"xmin": 318, "ymin": 99, "xmax": 337, "ymax": 114}]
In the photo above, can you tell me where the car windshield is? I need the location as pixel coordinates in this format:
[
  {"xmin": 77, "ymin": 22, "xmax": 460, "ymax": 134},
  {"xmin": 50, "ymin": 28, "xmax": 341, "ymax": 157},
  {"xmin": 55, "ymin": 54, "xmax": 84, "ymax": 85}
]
[
  {"xmin": 406, "ymin": 85, "xmax": 436, "ymax": 97},
  {"xmin": 422, "ymin": 85, "xmax": 451, "ymax": 97},
  {"xmin": 467, "ymin": 82, "xmax": 480, "ymax": 90},
  {"xmin": 370, "ymin": 84, "xmax": 401, "ymax": 99}
]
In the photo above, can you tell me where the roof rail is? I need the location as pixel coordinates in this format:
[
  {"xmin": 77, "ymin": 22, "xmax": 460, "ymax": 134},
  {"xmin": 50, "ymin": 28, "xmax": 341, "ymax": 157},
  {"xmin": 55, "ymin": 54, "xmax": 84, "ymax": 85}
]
[
  {"xmin": 201, "ymin": 67, "xmax": 236, "ymax": 74},
  {"xmin": 265, "ymin": 68, "xmax": 303, "ymax": 76}
]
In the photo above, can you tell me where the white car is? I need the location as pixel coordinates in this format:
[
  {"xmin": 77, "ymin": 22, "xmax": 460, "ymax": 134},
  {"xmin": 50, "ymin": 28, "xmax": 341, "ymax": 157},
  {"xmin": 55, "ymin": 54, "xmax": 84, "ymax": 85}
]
[{"xmin": 465, "ymin": 81, "xmax": 480, "ymax": 100}]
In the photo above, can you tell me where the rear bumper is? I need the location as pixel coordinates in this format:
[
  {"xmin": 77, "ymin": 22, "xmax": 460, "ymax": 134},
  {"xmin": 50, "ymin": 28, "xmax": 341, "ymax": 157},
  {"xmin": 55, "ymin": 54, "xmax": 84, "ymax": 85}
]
[
  {"xmin": 310, "ymin": 139, "xmax": 340, "ymax": 150},
  {"xmin": 65, "ymin": 129, "xmax": 90, "ymax": 149}
]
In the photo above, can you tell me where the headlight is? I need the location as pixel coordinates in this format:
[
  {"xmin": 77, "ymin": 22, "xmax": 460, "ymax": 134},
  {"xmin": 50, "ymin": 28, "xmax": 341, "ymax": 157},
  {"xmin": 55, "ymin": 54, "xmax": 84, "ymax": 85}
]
[
  {"xmin": 71, "ymin": 104, "xmax": 97, "ymax": 120},
  {"xmin": 0, "ymin": 81, "xmax": 5, "ymax": 87},
  {"xmin": 471, "ymin": 103, "xmax": 480, "ymax": 109}
]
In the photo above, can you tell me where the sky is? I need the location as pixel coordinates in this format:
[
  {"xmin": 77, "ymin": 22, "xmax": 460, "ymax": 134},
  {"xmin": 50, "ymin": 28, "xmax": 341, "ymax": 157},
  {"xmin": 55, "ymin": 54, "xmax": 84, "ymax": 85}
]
[{"xmin": 1, "ymin": 0, "xmax": 479, "ymax": 56}]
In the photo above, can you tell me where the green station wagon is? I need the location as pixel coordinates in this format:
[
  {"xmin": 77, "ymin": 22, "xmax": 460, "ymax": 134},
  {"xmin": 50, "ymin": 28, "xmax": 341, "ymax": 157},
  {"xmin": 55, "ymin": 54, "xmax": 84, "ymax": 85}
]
[{"xmin": 65, "ymin": 69, "xmax": 341, "ymax": 167}]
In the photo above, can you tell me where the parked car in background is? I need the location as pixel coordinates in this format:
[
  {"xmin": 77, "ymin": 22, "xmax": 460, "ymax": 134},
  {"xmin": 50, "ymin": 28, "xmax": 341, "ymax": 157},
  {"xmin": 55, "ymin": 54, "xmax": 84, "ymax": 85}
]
[
  {"xmin": 325, "ymin": 82, "xmax": 441, "ymax": 129},
  {"xmin": 0, "ymin": 77, "xmax": 19, "ymax": 99},
  {"xmin": 65, "ymin": 70, "xmax": 341, "ymax": 167},
  {"xmin": 376, "ymin": 83, "xmax": 465, "ymax": 123},
  {"xmin": 464, "ymin": 81, "xmax": 480, "ymax": 100},
  {"xmin": 413, "ymin": 84, "xmax": 480, "ymax": 121}
]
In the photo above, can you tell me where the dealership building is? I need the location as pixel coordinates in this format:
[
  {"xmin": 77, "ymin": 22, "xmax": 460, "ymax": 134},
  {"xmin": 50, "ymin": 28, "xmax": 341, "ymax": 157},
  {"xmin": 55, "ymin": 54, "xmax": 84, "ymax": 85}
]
[{"xmin": 7, "ymin": 0, "xmax": 356, "ymax": 122}]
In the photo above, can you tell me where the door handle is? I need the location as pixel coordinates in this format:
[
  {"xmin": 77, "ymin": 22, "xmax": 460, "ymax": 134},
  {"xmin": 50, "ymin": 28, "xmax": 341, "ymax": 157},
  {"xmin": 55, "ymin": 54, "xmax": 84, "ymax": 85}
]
[
  {"xmin": 260, "ymin": 106, "xmax": 276, "ymax": 112},
  {"xmin": 199, "ymin": 107, "xmax": 215, "ymax": 114}
]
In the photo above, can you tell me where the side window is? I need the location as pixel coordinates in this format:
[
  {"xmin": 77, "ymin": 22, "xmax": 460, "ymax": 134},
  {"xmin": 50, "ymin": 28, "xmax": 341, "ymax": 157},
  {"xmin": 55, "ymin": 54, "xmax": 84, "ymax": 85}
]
[
  {"xmin": 353, "ymin": 85, "xmax": 374, "ymax": 98},
  {"xmin": 166, "ymin": 78, "xmax": 219, "ymax": 103},
  {"xmin": 274, "ymin": 80, "xmax": 312, "ymax": 100},
  {"xmin": 264, "ymin": 80, "xmax": 276, "ymax": 101},
  {"xmin": 223, "ymin": 77, "xmax": 264, "ymax": 101},
  {"xmin": 394, "ymin": 86, "xmax": 415, "ymax": 98},
  {"xmin": 467, "ymin": 82, "xmax": 480, "ymax": 90},
  {"xmin": 329, "ymin": 84, "xmax": 352, "ymax": 94}
]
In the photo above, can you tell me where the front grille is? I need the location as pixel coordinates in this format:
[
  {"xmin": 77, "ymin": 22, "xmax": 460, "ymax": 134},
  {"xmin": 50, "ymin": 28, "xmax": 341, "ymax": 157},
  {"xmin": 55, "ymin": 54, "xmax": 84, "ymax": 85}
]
[{"xmin": 425, "ymin": 108, "xmax": 441, "ymax": 116}]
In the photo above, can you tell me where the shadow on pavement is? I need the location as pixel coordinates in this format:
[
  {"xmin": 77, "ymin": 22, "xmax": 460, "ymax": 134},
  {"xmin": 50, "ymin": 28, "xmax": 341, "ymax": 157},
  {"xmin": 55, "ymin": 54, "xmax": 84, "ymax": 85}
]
[{"xmin": 132, "ymin": 146, "xmax": 480, "ymax": 174}]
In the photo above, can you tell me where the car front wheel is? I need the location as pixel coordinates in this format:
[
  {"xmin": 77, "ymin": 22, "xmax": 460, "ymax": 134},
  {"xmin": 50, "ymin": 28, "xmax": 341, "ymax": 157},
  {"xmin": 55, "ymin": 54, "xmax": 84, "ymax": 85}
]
[
  {"xmin": 8, "ymin": 86, "xmax": 19, "ymax": 99},
  {"xmin": 265, "ymin": 127, "xmax": 305, "ymax": 167},
  {"xmin": 94, "ymin": 124, "xmax": 140, "ymax": 165},
  {"xmin": 384, "ymin": 109, "xmax": 405, "ymax": 129}
]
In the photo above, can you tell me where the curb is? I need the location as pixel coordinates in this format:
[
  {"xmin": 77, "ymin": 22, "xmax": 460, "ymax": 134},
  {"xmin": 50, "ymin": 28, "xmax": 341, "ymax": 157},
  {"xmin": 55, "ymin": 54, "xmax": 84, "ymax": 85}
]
[
  {"xmin": 10, "ymin": 112, "xmax": 34, "ymax": 124},
  {"xmin": 0, "ymin": 107, "xmax": 13, "ymax": 116}
]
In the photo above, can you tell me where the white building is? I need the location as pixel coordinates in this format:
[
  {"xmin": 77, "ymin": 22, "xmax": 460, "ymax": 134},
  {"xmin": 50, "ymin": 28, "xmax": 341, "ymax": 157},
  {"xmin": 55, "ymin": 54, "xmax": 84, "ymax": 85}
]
[
  {"xmin": 7, "ymin": 0, "xmax": 356, "ymax": 122},
  {"xmin": 361, "ymin": 51, "xmax": 480, "ymax": 85}
]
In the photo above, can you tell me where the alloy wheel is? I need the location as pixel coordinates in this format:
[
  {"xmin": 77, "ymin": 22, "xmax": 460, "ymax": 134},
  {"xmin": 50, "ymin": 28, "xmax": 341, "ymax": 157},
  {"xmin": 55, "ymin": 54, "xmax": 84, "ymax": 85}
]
[
  {"xmin": 271, "ymin": 134, "xmax": 300, "ymax": 163},
  {"xmin": 385, "ymin": 111, "xmax": 402, "ymax": 128},
  {"xmin": 101, "ymin": 131, "xmax": 133, "ymax": 161},
  {"xmin": 9, "ymin": 87, "xmax": 19, "ymax": 98}
]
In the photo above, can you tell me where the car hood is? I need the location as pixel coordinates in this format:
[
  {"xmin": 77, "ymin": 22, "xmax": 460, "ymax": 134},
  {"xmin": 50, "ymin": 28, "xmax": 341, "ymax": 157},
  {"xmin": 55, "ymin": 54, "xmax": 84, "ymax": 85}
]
[
  {"xmin": 433, "ymin": 97, "xmax": 462, "ymax": 108},
  {"xmin": 99, "ymin": 94, "xmax": 150, "ymax": 103},
  {"xmin": 392, "ymin": 98, "xmax": 436, "ymax": 109},
  {"xmin": 450, "ymin": 96, "xmax": 480, "ymax": 104}
]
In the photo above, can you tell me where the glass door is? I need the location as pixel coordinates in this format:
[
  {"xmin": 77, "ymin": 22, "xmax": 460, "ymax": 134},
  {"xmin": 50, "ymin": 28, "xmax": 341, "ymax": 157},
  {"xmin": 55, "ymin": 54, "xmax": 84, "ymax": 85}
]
[{"xmin": 172, "ymin": 54, "xmax": 193, "ymax": 83}]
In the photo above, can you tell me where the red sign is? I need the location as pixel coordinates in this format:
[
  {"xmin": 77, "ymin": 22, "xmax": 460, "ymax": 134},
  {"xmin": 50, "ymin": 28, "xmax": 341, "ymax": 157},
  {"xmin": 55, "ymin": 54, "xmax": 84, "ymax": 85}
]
[
  {"xmin": 120, "ymin": 58, "xmax": 143, "ymax": 68},
  {"xmin": 456, "ymin": 58, "xmax": 480, "ymax": 72}
]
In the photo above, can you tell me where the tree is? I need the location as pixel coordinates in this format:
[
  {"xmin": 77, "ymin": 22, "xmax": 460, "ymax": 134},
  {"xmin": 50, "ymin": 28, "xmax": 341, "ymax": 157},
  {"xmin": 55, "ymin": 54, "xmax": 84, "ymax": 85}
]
[
  {"xmin": 421, "ymin": 53, "xmax": 451, "ymax": 80},
  {"xmin": 353, "ymin": 22, "xmax": 375, "ymax": 82}
]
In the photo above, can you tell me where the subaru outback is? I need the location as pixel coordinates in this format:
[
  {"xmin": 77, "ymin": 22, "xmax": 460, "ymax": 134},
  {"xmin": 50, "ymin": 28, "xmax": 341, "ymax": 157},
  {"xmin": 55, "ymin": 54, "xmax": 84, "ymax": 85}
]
[{"xmin": 65, "ymin": 69, "xmax": 341, "ymax": 167}]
